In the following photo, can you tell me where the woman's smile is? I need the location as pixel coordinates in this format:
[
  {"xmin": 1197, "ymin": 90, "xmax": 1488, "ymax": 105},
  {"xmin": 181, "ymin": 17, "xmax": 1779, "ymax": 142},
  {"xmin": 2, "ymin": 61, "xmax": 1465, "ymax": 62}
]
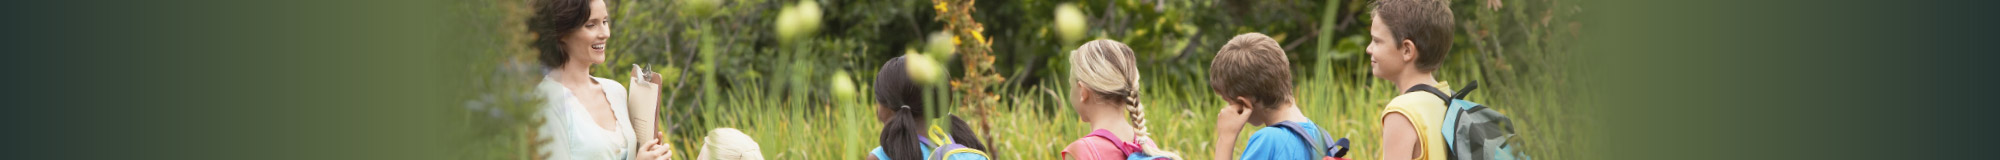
[{"xmin": 591, "ymin": 43, "xmax": 606, "ymax": 54}]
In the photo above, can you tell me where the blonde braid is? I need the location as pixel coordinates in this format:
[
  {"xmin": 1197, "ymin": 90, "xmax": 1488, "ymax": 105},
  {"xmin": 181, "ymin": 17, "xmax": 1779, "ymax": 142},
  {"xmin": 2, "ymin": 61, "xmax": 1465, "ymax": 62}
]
[
  {"xmin": 1125, "ymin": 95, "xmax": 1148, "ymax": 138},
  {"xmin": 1118, "ymin": 48, "xmax": 1182, "ymax": 160},
  {"xmin": 1126, "ymin": 96, "xmax": 1178, "ymax": 159}
]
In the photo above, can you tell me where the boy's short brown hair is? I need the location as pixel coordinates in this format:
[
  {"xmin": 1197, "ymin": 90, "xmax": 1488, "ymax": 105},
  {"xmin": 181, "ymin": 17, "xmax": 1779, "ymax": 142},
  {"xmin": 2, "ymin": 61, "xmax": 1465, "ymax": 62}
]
[
  {"xmin": 1374, "ymin": 0, "xmax": 1455, "ymax": 71},
  {"xmin": 1209, "ymin": 33, "xmax": 1292, "ymax": 108}
]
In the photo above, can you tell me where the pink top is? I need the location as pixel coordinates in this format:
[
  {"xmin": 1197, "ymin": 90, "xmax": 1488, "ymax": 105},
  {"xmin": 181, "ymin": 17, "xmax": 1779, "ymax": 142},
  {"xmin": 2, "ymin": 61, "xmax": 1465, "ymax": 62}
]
[{"xmin": 1061, "ymin": 129, "xmax": 1141, "ymax": 160}]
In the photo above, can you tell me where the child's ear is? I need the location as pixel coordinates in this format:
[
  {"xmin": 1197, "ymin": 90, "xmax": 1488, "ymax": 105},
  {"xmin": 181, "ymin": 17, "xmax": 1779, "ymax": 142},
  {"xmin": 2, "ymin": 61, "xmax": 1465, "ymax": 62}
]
[
  {"xmin": 1234, "ymin": 96, "xmax": 1257, "ymax": 109},
  {"xmin": 1074, "ymin": 82, "xmax": 1092, "ymax": 102},
  {"xmin": 1399, "ymin": 39, "xmax": 1420, "ymax": 63}
]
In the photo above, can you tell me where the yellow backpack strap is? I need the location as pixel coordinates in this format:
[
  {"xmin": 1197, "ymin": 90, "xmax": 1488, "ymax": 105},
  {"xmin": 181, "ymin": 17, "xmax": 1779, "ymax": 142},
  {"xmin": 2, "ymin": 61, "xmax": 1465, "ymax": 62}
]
[
  {"xmin": 925, "ymin": 124, "xmax": 991, "ymax": 160},
  {"xmin": 927, "ymin": 125, "xmax": 952, "ymax": 145}
]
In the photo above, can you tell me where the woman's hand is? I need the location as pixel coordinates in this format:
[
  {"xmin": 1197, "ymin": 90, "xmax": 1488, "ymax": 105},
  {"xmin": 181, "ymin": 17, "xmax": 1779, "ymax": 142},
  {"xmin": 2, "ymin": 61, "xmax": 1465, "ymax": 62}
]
[{"xmin": 636, "ymin": 136, "xmax": 673, "ymax": 160}]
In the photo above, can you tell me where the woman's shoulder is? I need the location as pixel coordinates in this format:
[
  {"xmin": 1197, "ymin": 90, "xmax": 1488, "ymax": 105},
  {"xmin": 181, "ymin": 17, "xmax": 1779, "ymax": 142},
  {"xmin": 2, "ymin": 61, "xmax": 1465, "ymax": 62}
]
[
  {"xmin": 534, "ymin": 77, "xmax": 567, "ymax": 94},
  {"xmin": 589, "ymin": 77, "xmax": 624, "ymax": 86},
  {"xmin": 589, "ymin": 76, "xmax": 628, "ymax": 94}
]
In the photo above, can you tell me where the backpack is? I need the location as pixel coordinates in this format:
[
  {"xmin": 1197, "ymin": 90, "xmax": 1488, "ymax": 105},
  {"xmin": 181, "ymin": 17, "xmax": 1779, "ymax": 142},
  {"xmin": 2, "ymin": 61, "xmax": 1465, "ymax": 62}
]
[
  {"xmin": 1124, "ymin": 149, "xmax": 1175, "ymax": 160},
  {"xmin": 1272, "ymin": 121, "xmax": 1353, "ymax": 160},
  {"xmin": 920, "ymin": 125, "xmax": 991, "ymax": 160},
  {"xmin": 1405, "ymin": 81, "xmax": 1531, "ymax": 160}
]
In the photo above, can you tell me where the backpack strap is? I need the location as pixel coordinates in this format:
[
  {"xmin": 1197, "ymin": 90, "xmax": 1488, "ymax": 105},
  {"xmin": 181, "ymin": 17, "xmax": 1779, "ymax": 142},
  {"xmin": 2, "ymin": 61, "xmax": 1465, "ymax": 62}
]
[
  {"xmin": 1083, "ymin": 129, "xmax": 1141, "ymax": 155},
  {"xmin": 1450, "ymin": 81, "xmax": 1479, "ymax": 100},
  {"xmin": 930, "ymin": 143, "xmax": 986, "ymax": 160},
  {"xmin": 927, "ymin": 125, "xmax": 952, "ymax": 146},
  {"xmin": 1273, "ymin": 121, "xmax": 1346, "ymax": 159},
  {"xmin": 1406, "ymin": 84, "xmax": 1453, "ymax": 106},
  {"xmin": 923, "ymin": 125, "xmax": 993, "ymax": 160},
  {"xmin": 1331, "ymin": 137, "xmax": 1351, "ymax": 158}
]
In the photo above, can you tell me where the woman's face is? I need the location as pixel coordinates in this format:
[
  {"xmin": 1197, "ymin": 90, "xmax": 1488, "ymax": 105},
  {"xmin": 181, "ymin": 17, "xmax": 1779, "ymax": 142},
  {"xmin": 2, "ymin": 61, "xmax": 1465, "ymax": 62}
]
[{"xmin": 563, "ymin": 0, "xmax": 611, "ymax": 65}]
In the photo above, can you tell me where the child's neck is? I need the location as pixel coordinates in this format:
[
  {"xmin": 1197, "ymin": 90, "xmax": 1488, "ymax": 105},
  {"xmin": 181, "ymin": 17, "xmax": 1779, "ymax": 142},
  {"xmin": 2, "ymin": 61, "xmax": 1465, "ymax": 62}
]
[
  {"xmin": 1254, "ymin": 102, "xmax": 1312, "ymax": 126},
  {"xmin": 1082, "ymin": 107, "xmax": 1137, "ymax": 139},
  {"xmin": 1087, "ymin": 118, "xmax": 1135, "ymax": 134},
  {"xmin": 1393, "ymin": 71, "xmax": 1441, "ymax": 93}
]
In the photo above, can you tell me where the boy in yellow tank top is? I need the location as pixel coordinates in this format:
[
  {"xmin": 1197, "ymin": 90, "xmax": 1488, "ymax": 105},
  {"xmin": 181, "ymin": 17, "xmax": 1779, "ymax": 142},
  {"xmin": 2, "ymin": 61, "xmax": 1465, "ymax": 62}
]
[{"xmin": 1364, "ymin": 0, "xmax": 1456, "ymax": 159}]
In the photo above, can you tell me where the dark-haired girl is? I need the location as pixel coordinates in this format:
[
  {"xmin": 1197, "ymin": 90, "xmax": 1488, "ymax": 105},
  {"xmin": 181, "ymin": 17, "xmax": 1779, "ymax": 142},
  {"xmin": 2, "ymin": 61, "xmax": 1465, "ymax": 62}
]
[{"xmin": 866, "ymin": 56, "xmax": 990, "ymax": 160}]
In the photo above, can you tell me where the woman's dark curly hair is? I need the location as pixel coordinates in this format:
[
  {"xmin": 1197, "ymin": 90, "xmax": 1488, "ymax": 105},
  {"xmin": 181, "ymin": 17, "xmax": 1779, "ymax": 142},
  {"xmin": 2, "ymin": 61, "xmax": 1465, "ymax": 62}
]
[{"xmin": 527, "ymin": 0, "xmax": 594, "ymax": 68}]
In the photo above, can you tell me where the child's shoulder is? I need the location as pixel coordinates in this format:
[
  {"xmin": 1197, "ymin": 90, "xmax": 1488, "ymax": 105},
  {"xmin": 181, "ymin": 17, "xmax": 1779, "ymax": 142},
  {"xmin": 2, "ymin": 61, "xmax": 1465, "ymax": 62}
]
[
  {"xmin": 1387, "ymin": 83, "xmax": 1452, "ymax": 106},
  {"xmin": 1064, "ymin": 135, "xmax": 1120, "ymax": 149},
  {"xmin": 1241, "ymin": 125, "xmax": 1315, "ymax": 159},
  {"xmin": 1061, "ymin": 136, "xmax": 1126, "ymax": 160},
  {"xmin": 1248, "ymin": 124, "xmax": 1315, "ymax": 143},
  {"xmin": 1388, "ymin": 92, "xmax": 1446, "ymax": 106},
  {"xmin": 1251, "ymin": 121, "xmax": 1322, "ymax": 137},
  {"xmin": 1250, "ymin": 125, "xmax": 1299, "ymax": 137}
]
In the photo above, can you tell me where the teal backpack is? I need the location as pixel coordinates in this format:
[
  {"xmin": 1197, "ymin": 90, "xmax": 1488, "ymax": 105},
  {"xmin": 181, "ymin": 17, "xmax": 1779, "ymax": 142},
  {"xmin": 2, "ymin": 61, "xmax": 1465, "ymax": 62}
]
[{"xmin": 1405, "ymin": 81, "xmax": 1531, "ymax": 160}]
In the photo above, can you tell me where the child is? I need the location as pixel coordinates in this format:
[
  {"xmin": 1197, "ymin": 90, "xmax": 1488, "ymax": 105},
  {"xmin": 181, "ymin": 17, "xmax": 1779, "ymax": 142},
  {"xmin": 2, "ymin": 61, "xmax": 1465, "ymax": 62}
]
[
  {"xmin": 1060, "ymin": 40, "xmax": 1183, "ymax": 160},
  {"xmin": 697, "ymin": 128, "xmax": 763, "ymax": 160},
  {"xmin": 1365, "ymin": 0, "xmax": 1456, "ymax": 159},
  {"xmin": 867, "ymin": 56, "xmax": 991, "ymax": 160},
  {"xmin": 1208, "ymin": 33, "xmax": 1329, "ymax": 160}
]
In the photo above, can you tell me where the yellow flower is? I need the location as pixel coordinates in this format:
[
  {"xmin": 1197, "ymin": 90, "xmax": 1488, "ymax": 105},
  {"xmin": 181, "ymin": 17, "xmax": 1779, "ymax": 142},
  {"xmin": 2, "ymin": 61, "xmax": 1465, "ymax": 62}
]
[
  {"xmin": 970, "ymin": 32, "xmax": 985, "ymax": 44},
  {"xmin": 952, "ymin": 35, "xmax": 963, "ymax": 45},
  {"xmin": 934, "ymin": 3, "xmax": 948, "ymax": 13}
]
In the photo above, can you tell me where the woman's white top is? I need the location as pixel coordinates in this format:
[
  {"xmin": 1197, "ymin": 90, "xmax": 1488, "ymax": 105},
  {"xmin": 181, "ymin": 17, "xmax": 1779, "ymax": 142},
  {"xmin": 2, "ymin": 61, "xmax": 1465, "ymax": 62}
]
[{"xmin": 536, "ymin": 72, "xmax": 637, "ymax": 160}]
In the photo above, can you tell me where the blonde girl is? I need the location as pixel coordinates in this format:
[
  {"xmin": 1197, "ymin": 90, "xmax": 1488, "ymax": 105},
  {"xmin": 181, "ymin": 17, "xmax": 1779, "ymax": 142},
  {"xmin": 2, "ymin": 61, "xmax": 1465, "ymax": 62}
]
[{"xmin": 1060, "ymin": 40, "xmax": 1183, "ymax": 160}]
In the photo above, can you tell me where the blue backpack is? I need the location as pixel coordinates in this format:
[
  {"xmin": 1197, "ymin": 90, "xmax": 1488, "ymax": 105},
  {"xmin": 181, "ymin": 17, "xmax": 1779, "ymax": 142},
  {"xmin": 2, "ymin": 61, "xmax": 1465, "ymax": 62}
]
[
  {"xmin": 1272, "ymin": 121, "xmax": 1353, "ymax": 160},
  {"xmin": 1406, "ymin": 81, "xmax": 1530, "ymax": 160}
]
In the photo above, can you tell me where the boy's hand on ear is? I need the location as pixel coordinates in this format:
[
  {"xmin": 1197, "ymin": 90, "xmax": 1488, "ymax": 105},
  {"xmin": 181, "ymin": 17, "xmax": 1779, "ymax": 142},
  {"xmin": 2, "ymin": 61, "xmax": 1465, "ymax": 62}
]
[
  {"xmin": 1213, "ymin": 97, "xmax": 1255, "ymax": 160},
  {"xmin": 1215, "ymin": 98, "xmax": 1254, "ymax": 131}
]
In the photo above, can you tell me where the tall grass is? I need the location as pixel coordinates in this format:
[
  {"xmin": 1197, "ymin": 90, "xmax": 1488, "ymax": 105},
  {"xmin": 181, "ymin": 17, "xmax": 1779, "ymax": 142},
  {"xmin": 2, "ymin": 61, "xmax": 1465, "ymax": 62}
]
[{"xmin": 657, "ymin": 53, "xmax": 1594, "ymax": 160}]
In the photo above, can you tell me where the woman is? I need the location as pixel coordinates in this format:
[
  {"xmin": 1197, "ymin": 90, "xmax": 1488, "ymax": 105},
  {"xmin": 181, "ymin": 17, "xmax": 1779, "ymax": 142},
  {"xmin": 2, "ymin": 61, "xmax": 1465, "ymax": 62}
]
[
  {"xmin": 1060, "ymin": 40, "xmax": 1183, "ymax": 160},
  {"xmin": 527, "ymin": 0, "xmax": 668, "ymax": 159},
  {"xmin": 866, "ymin": 56, "xmax": 990, "ymax": 160}
]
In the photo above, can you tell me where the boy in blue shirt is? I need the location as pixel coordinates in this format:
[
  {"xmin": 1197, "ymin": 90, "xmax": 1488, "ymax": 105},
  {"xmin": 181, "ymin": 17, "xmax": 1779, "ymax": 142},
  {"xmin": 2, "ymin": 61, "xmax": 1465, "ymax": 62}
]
[{"xmin": 1208, "ymin": 33, "xmax": 1329, "ymax": 160}]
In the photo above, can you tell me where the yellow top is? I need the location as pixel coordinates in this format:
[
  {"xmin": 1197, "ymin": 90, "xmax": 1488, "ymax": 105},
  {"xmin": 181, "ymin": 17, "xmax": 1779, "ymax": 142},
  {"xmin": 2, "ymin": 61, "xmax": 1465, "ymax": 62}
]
[{"xmin": 1381, "ymin": 90, "xmax": 1450, "ymax": 160}]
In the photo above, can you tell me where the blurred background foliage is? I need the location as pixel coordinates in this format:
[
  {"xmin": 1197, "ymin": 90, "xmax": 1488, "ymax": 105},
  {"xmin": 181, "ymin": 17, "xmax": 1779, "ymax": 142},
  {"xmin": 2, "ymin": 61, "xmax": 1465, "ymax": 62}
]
[{"xmin": 444, "ymin": 0, "xmax": 1591, "ymax": 159}]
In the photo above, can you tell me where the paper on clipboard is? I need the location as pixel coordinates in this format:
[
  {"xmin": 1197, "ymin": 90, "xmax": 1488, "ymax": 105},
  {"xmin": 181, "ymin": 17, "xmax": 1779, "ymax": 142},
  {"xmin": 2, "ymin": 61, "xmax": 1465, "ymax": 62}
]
[{"xmin": 628, "ymin": 65, "xmax": 662, "ymax": 145}]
